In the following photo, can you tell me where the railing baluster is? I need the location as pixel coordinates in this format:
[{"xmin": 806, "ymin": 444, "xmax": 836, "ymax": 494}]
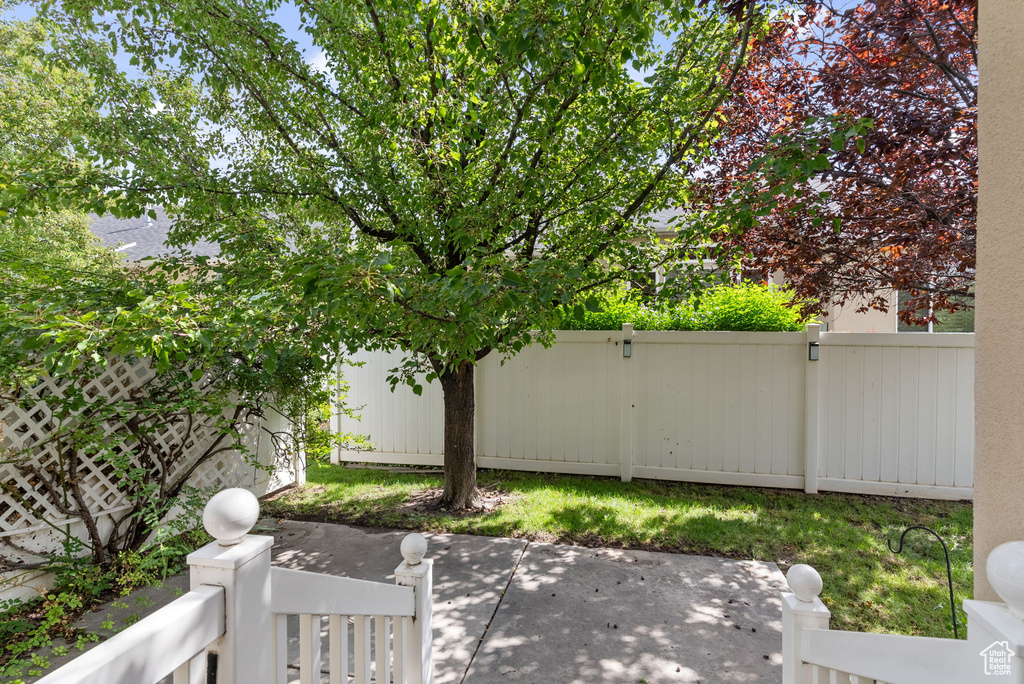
[
  {"xmin": 300, "ymin": 614, "xmax": 323, "ymax": 684},
  {"xmin": 375, "ymin": 616, "xmax": 391, "ymax": 684},
  {"xmin": 271, "ymin": 613, "xmax": 288, "ymax": 684},
  {"xmin": 172, "ymin": 652, "xmax": 205, "ymax": 684},
  {"xmin": 329, "ymin": 615, "xmax": 348, "ymax": 684},
  {"xmin": 393, "ymin": 616, "xmax": 407, "ymax": 684},
  {"xmin": 171, "ymin": 657, "xmax": 188, "ymax": 684},
  {"xmin": 354, "ymin": 615, "xmax": 372, "ymax": 684},
  {"xmin": 830, "ymin": 670, "xmax": 851, "ymax": 684}
]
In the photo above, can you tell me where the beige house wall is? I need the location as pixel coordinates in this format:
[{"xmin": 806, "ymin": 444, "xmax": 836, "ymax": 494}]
[
  {"xmin": 823, "ymin": 293, "xmax": 898, "ymax": 333},
  {"xmin": 974, "ymin": 0, "xmax": 1024, "ymax": 601},
  {"xmin": 767, "ymin": 270, "xmax": 900, "ymax": 333}
]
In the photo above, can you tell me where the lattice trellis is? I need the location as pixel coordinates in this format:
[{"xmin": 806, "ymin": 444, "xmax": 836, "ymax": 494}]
[{"xmin": 0, "ymin": 358, "xmax": 270, "ymax": 541}]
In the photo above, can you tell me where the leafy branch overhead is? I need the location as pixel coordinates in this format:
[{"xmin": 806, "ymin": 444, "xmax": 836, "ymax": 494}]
[
  {"xmin": 0, "ymin": 15, "xmax": 364, "ymax": 569},
  {"xmin": 36, "ymin": 0, "xmax": 762, "ymax": 367}
]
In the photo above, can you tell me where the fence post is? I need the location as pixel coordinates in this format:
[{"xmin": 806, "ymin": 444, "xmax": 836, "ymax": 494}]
[
  {"xmin": 395, "ymin": 533, "xmax": 434, "ymax": 684},
  {"xmin": 187, "ymin": 488, "xmax": 273, "ymax": 684},
  {"xmin": 620, "ymin": 322, "xmax": 635, "ymax": 482},
  {"xmin": 803, "ymin": 323, "xmax": 822, "ymax": 493},
  {"xmin": 781, "ymin": 564, "xmax": 830, "ymax": 684}
]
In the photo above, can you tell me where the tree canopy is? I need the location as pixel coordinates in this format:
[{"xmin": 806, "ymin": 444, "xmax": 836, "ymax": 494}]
[
  {"xmin": 27, "ymin": 0, "xmax": 762, "ymax": 508},
  {"xmin": 703, "ymin": 0, "xmax": 976, "ymax": 324},
  {"xmin": 0, "ymin": 12, "xmax": 119, "ymax": 272}
]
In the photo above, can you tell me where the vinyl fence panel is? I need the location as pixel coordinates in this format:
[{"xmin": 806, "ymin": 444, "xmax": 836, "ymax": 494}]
[
  {"xmin": 335, "ymin": 327, "xmax": 974, "ymax": 500},
  {"xmin": 817, "ymin": 333, "xmax": 974, "ymax": 498}
]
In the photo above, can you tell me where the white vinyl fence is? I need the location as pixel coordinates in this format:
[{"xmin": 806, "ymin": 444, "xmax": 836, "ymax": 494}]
[{"xmin": 335, "ymin": 325, "xmax": 974, "ymax": 500}]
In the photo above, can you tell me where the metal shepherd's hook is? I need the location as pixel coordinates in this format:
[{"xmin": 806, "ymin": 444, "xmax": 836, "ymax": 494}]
[{"xmin": 887, "ymin": 525, "xmax": 960, "ymax": 639}]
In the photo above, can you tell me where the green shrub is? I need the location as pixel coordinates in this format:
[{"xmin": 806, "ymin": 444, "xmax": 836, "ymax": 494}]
[
  {"xmin": 560, "ymin": 283, "xmax": 812, "ymax": 332},
  {"xmin": 687, "ymin": 282, "xmax": 811, "ymax": 331},
  {"xmin": 561, "ymin": 291, "xmax": 670, "ymax": 331}
]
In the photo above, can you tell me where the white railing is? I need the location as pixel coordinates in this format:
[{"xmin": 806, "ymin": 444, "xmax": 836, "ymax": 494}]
[
  {"xmin": 36, "ymin": 584, "xmax": 224, "ymax": 684},
  {"xmin": 335, "ymin": 324, "xmax": 975, "ymax": 500},
  {"xmin": 35, "ymin": 489, "xmax": 435, "ymax": 684},
  {"xmin": 269, "ymin": 537, "xmax": 433, "ymax": 684},
  {"xmin": 782, "ymin": 542, "xmax": 1024, "ymax": 684}
]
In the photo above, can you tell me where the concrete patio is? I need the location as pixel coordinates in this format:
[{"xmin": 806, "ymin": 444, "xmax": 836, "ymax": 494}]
[{"xmin": 38, "ymin": 520, "xmax": 787, "ymax": 683}]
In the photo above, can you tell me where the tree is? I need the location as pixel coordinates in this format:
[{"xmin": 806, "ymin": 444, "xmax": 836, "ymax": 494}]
[
  {"xmin": 0, "ymin": 10, "xmax": 119, "ymax": 272},
  {"xmin": 37, "ymin": 0, "xmax": 761, "ymax": 509},
  {"xmin": 0, "ymin": 14, "xmax": 348, "ymax": 565},
  {"xmin": 703, "ymin": 0, "xmax": 976, "ymax": 324}
]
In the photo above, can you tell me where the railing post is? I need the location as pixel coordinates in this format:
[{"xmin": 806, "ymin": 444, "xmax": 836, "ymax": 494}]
[
  {"xmin": 803, "ymin": 323, "xmax": 821, "ymax": 493},
  {"xmin": 964, "ymin": 541, "xmax": 1024, "ymax": 682},
  {"xmin": 620, "ymin": 322, "xmax": 635, "ymax": 482},
  {"xmin": 781, "ymin": 564, "xmax": 830, "ymax": 684},
  {"xmin": 395, "ymin": 533, "xmax": 434, "ymax": 684},
  {"xmin": 187, "ymin": 488, "xmax": 273, "ymax": 684}
]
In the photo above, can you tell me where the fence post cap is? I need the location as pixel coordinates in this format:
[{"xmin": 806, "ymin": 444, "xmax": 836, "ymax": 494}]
[
  {"xmin": 786, "ymin": 564, "xmax": 823, "ymax": 603},
  {"xmin": 203, "ymin": 488, "xmax": 260, "ymax": 546},
  {"xmin": 401, "ymin": 533, "xmax": 428, "ymax": 565},
  {"xmin": 988, "ymin": 541, "xmax": 1024, "ymax": 620}
]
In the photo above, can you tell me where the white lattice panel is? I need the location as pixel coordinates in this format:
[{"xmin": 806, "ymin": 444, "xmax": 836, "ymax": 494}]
[{"xmin": 0, "ymin": 359, "xmax": 283, "ymax": 541}]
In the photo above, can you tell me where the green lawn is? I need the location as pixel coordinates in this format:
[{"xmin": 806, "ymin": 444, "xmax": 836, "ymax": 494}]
[{"xmin": 264, "ymin": 463, "xmax": 973, "ymax": 639}]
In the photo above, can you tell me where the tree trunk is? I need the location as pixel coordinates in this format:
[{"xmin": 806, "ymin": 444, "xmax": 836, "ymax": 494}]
[{"xmin": 437, "ymin": 361, "xmax": 478, "ymax": 509}]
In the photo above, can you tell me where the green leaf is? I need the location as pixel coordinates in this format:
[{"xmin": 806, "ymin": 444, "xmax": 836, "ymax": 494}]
[{"xmin": 501, "ymin": 272, "xmax": 526, "ymax": 288}]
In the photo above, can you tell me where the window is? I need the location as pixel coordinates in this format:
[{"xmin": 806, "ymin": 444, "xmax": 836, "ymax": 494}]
[{"xmin": 897, "ymin": 290, "xmax": 975, "ymax": 333}]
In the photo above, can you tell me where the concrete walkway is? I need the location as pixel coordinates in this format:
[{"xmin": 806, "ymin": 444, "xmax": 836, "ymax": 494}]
[
  {"xmin": 270, "ymin": 520, "xmax": 786, "ymax": 683},
  {"xmin": 33, "ymin": 520, "xmax": 788, "ymax": 683}
]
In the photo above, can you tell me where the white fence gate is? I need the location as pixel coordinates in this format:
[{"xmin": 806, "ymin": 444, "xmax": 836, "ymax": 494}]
[{"xmin": 335, "ymin": 325, "xmax": 975, "ymax": 499}]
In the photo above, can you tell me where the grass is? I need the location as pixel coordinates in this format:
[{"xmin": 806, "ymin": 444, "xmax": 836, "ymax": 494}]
[{"xmin": 264, "ymin": 462, "xmax": 973, "ymax": 640}]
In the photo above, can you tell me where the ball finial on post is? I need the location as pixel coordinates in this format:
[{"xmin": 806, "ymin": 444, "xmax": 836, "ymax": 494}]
[
  {"xmin": 203, "ymin": 488, "xmax": 260, "ymax": 547},
  {"xmin": 786, "ymin": 564, "xmax": 823, "ymax": 604},
  {"xmin": 987, "ymin": 541, "xmax": 1024, "ymax": 620},
  {"xmin": 401, "ymin": 533, "xmax": 428, "ymax": 566}
]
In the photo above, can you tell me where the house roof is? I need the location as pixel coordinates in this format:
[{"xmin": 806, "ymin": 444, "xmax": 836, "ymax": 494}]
[
  {"xmin": 90, "ymin": 208, "xmax": 220, "ymax": 260},
  {"xmin": 645, "ymin": 207, "xmax": 687, "ymax": 237}
]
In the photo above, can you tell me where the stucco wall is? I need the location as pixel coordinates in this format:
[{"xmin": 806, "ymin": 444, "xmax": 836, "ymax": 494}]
[
  {"xmin": 975, "ymin": 0, "xmax": 1024, "ymax": 600},
  {"xmin": 824, "ymin": 293, "xmax": 898, "ymax": 333}
]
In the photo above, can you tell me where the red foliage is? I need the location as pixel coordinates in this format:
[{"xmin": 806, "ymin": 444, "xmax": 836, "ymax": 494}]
[{"xmin": 705, "ymin": 0, "xmax": 976, "ymax": 323}]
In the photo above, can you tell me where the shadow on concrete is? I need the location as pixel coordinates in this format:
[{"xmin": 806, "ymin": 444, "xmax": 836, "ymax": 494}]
[{"xmin": 463, "ymin": 501, "xmax": 788, "ymax": 684}]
